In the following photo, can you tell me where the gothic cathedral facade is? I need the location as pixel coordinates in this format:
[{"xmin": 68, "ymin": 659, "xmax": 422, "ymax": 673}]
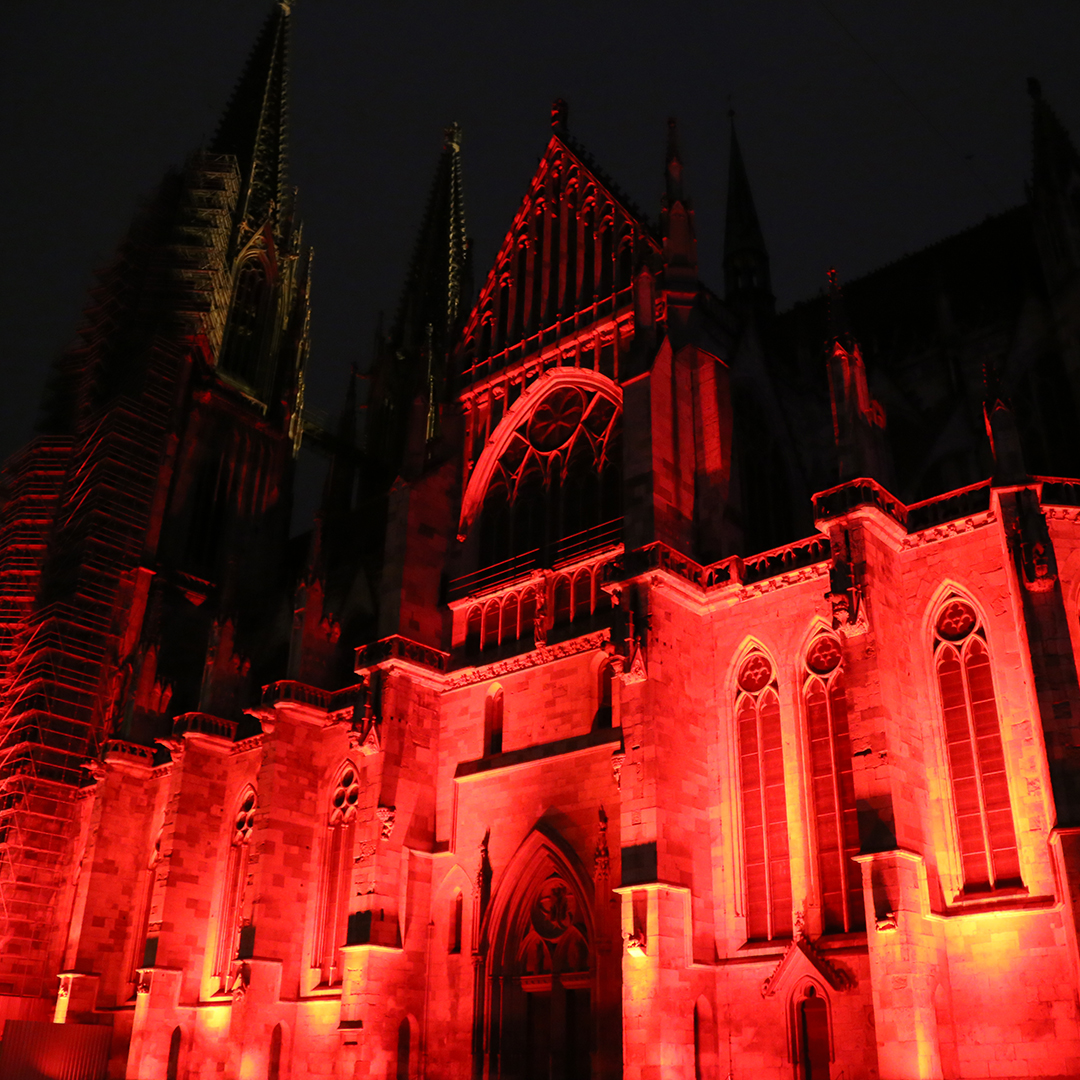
[{"xmin": 3, "ymin": 5, "xmax": 1080, "ymax": 1080}]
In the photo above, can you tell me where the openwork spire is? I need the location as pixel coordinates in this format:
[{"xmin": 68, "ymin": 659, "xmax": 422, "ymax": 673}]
[
  {"xmin": 393, "ymin": 123, "xmax": 469, "ymax": 356},
  {"xmin": 723, "ymin": 114, "xmax": 772, "ymax": 311},
  {"xmin": 210, "ymin": 2, "xmax": 292, "ymax": 238}
]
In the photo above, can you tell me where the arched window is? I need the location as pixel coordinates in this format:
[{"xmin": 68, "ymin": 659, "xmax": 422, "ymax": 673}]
[
  {"xmin": 553, "ymin": 576, "xmax": 571, "ymax": 626},
  {"xmin": 166, "ymin": 1026, "xmax": 182, "ymax": 1080},
  {"xmin": 736, "ymin": 650, "xmax": 792, "ymax": 941},
  {"xmin": 485, "ymin": 686, "xmax": 504, "ymax": 756},
  {"xmin": 396, "ymin": 1017, "xmax": 412, "ymax": 1080},
  {"xmin": 449, "ymin": 890, "xmax": 464, "ymax": 954},
  {"xmin": 803, "ymin": 635, "xmax": 863, "ymax": 934},
  {"xmin": 933, "ymin": 598, "xmax": 1021, "ymax": 892},
  {"xmin": 482, "ymin": 601, "xmax": 500, "ymax": 651},
  {"xmin": 472, "ymin": 383, "xmax": 621, "ymax": 574},
  {"xmin": 315, "ymin": 766, "xmax": 359, "ymax": 984},
  {"xmin": 572, "ymin": 570, "xmax": 591, "ymax": 621},
  {"xmin": 215, "ymin": 788, "xmax": 257, "ymax": 984},
  {"xmin": 132, "ymin": 830, "xmax": 163, "ymax": 979},
  {"xmin": 466, "ymin": 606, "xmax": 482, "ymax": 654},
  {"xmin": 501, "ymin": 594, "xmax": 519, "ymax": 645},
  {"xmin": 796, "ymin": 985, "xmax": 830, "ymax": 1080},
  {"xmin": 220, "ymin": 260, "xmax": 272, "ymax": 393},
  {"xmin": 693, "ymin": 996, "xmax": 717, "ymax": 1080},
  {"xmin": 268, "ymin": 1023, "xmax": 283, "ymax": 1080}
]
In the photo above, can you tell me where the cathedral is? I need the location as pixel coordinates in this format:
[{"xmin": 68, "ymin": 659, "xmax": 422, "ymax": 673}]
[{"xmin": 5, "ymin": 4, "xmax": 1080, "ymax": 1079}]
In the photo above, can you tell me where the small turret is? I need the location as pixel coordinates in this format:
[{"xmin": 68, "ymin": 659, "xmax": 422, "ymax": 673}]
[
  {"xmin": 660, "ymin": 118, "xmax": 697, "ymax": 337},
  {"xmin": 825, "ymin": 269, "xmax": 889, "ymax": 483}
]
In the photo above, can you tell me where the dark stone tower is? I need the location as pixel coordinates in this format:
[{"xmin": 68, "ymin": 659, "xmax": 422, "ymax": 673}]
[{"xmin": 0, "ymin": 0, "xmax": 308, "ymax": 1002}]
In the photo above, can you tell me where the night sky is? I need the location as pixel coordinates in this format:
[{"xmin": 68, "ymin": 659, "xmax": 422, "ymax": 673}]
[{"xmin": 4, "ymin": 2, "xmax": 1080, "ymax": 471}]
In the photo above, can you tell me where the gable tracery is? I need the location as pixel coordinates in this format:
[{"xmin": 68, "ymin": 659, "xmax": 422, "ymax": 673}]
[{"xmin": 456, "ymin": 141, "xmax": 659, "ymax": 388}]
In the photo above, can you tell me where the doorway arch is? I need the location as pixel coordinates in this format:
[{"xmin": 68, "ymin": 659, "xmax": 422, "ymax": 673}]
[{"xmin": 480, "ymin": 829, "xmax": 596, "ymax": 1080}]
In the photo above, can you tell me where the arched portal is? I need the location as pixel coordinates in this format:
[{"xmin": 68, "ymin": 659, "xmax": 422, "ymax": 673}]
[{"xmin": 481, "ymin": 832, "xmax": 595, "ymax": 1080}]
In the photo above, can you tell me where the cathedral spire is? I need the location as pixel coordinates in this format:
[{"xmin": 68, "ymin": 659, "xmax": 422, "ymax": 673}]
[
  {"xmin": 367, "ymin": 124, "xmax": 468, "ymax": 476},
  {"xmin": 723, "ymin": 114, "xmax": 773, "ymax": 315},
  {"xmin": 210, "ymin": 1, "xmax": 292, "ymax": 239},
  {"xmin": 392, "ymin": 123, "xmax": 469, "ymax": 358}
]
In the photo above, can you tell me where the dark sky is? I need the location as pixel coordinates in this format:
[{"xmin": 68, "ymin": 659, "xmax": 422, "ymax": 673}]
[{"xmin": 4, "ymin": 1, "xmax": 1080, "ymax": 466}]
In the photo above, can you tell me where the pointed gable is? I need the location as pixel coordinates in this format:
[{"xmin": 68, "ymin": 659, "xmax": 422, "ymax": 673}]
[{"xmin": 455, "ymin": 119, "xmax": 661, "ymax": 389}]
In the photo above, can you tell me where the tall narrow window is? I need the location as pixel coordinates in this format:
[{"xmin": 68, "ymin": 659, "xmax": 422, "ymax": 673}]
[
  {"xmin": 804, "ymin": 635, "xmax": 864, "ymax": 933},
  {"xmin": 166, "ymin": 1027, "xmax": 182, "ymax": 1080},
  {"xmin": 934, "ymin": 598, "xmax": 1022, "ymax": 892},
  {"xmin": 736, "ymin": 651, "xmax": 792, "ymax": 941},
  {"xmin": 594, "ymin": 661, "xmax": 614, "ymax": 730},
  {"xmin": 485, "ymin": 686, "xmax": 504, "ymax": 756},
  {"xmin": 215, "ymin": 788, "xmax": 257, "ymax": 985},
  {"xmin": 132, "ymin": 831, "xmax": 163, "ymax": 980},
  {"xmin": 268, "ymin": 1024, "xmax": 283, "ymax": 1080},
  {"xmin": 449, "ymin": 890, "xmax": 464, "ymax": 954},
  {"xmin": 316, "ymin": 766, "xmax": 359, "ymax": 984},
  {"xmin": 797, "ymin": 986, "xmax": 830, "ymax": 1080}
]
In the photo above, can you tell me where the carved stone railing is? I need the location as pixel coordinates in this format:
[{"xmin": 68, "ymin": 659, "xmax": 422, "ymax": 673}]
[
  {"xmin": 741, "ymin": 535, "xmax": 832, "ymax": 585},
  {"xmin": 261, "ymin": 680, "xmax": 333, "ymax": 712},
  {"xmin": 906, "ymin": 481, "xmax": 991, "ymax": 532},
  {"xmin": 812, "ymin": 478, "xmax": 908, "ymax": 528},
  {"xmin": 814, "ymin": 476, "xmax": 997, "ymax": 536},
  {"xmin": 171, "ymin": 713, "xmax": 237, "ymax": 743},
  {"xmin": 355, "ymin": 635, "xmax": 450, "ymax": 674},
  {"xmin": 104, "ymin": 740, "xmax": 156, "ymax": 768},
  {"xmin": 608, "ymin": 542, "xmax": 731, "ymax": 590},
  {"xmin": 1039, "ymin": 477, "xmax": 1080, "ymax": 507}
]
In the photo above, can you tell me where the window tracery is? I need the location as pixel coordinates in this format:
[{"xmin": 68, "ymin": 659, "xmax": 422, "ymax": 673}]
[
  {"xmin": 803, "ymin": 634, "xmax": 863, "ymax": 934},
  {"xmin": 933, "ymin": 597, "xmax": 1022, "ymax": 893},
  {"xmin": 736, "ymin": 650, "xmax": 792, "ymax": 941},
  {"xmin": 315, "ymin": 765, "xmax": 359, "ymax": 984},
  {"xmin": 215, "ymin": 787, "xmax": 256, "ymax": 983},
  {"xmin": 478, "ymin": 384, "xmax": 621, "ymax": 571}
]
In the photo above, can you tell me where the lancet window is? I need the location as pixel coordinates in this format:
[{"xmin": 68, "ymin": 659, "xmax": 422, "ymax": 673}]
[
  {"xmin": 215, "ymin": 787, "xmax": 257, "ymax": 983},
  {"xmin": 477, "ymin": 384, "xmax": 621, "ymax": 572},
  {"xmin": 933, "ymin": 598, "xmax": 1022, "ymax": 893},
  {"xmin": 736, "ymin": 650, "xmax": 792, "ymax": 941},
  {"xmin": 315, "ymin": 765, "xmax": 360, "ymax": 984},
  {"xmin": 803, "ymin": 635, "xmax": 863, "ymax": 934}
]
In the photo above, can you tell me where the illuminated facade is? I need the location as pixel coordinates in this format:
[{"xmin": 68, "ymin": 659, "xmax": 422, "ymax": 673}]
[{"xmin": 4, "ymin": 5, "xmax": 1080, "ymax": 1079}]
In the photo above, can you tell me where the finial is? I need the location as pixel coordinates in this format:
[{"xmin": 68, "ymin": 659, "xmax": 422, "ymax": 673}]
[
  {"xmin": 551, "ymin": 99, "xmax": 569, "ymax": 133},
  {"xmin": 444, "ymin": 122, "xmax": 462, "ymax": 152},
  {"xmin": 1027, "ymin": 76, "xmax": 1042, "ymax": 100},
  {"xmin": 666, "ymin": 117, "xmax": 681, "ymax": 163},
  {"xmin": 827, "ymin": 267, "xmax": 851, "ymax": 344}
]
